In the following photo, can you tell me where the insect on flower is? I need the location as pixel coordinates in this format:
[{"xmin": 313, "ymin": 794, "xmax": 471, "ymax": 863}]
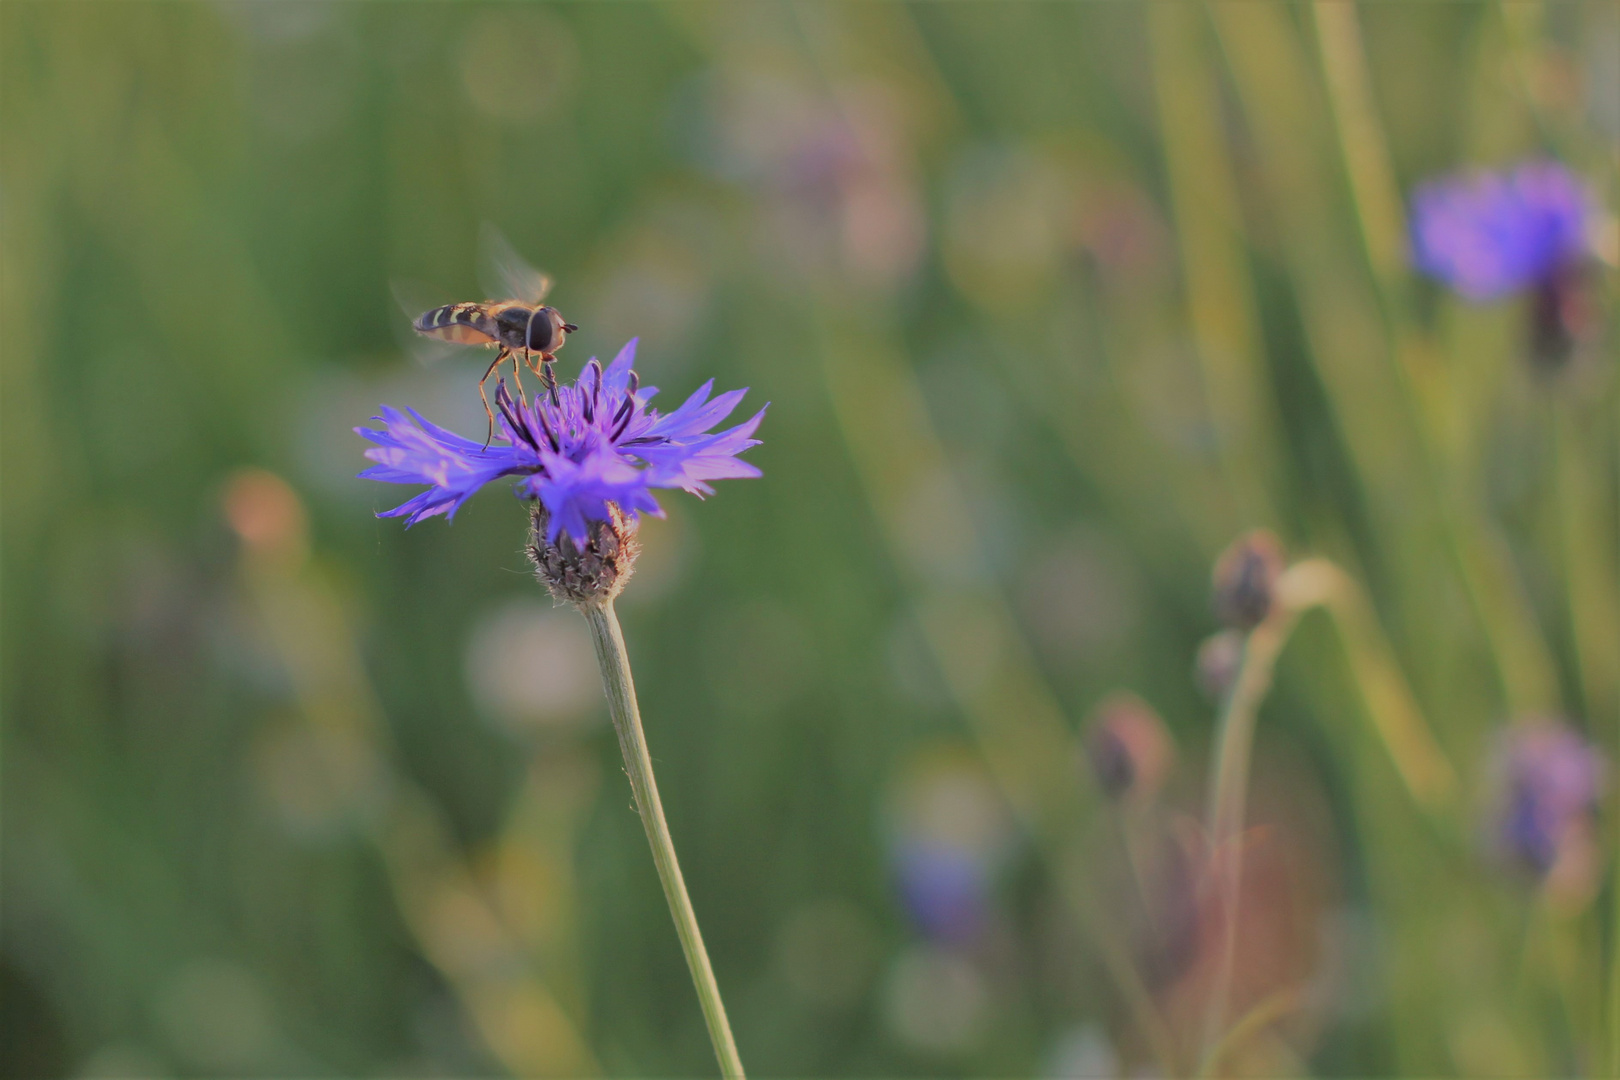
[
  {"xmin": 358, "ymin": 339, "xmax": 764, "ymax": 602},
  {"xmin": 405, "ymin": 226, "xmax": 579, "ymax": 441},
  {"xmin": 358, "ymin": 336, "xmax": 763, "ymax": 528}
]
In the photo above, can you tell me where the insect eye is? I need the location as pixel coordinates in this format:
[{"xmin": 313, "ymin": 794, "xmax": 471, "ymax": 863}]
[{"xmin": 527, "ymin": 316, "xmax": 556, "ymax": 352}]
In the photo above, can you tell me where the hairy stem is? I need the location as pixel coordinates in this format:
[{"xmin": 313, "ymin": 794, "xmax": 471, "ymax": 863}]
[{"xmin": 582, "ymin": 600, "xmax": 745, "ymax": 1078}]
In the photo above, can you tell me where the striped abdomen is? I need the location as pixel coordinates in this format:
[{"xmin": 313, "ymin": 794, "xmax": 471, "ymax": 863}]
[{"xmin": 413, "ymin": 303, "xmax": 501, "ymax": 346}]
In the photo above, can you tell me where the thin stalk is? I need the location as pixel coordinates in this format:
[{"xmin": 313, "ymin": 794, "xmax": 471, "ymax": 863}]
[
  {"xmin": 1218, "ymin": 3, "xmax": 1562, "ymax": 717},
  {"xmin": 1552, "ymin": 405, "xmax": 1620, "ymax": 730},
  {"xmin": 1311, "ymin": 0, "xmax": 1407, "ymax": 296},
  {"xmin": 1196, "ymin": 986, "xmax": 1305, "ymax": 1080},
  {"xmin": 1313, "ymin": 0, "xmax": 1564, "ymax": 720},
  {"xmin": 1150, "ymin": 2, "xmax": 1283, "ymax": 531},
  {"xmin": 810, "ymin": 301, "xmax": 1181, "ymax": 1074},
  {"xmin": 581, "ymin": 600, "xmax": 745, "ymax": 1079},
  {"xmin": 1198, "ymin": 558, "xmax": 1458, "ymax": 1066},
  {"xmin": 1303, "ymin": 559, "xmax": 1459, "ymax": 810},
  {"xmin": 1199, "ymin": 602, "xmax": 1300, "ymax": 1064},
  {"xmin": 1611, "ymin": 827, "xmax": 1620, "ymax": 1079}
]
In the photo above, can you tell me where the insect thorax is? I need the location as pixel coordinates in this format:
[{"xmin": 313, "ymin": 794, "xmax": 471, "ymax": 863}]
[{"xmin": 493, "ymin": 305, "xmax": 537, "ymax": 349}]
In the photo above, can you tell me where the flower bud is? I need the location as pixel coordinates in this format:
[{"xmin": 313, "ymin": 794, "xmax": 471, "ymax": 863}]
[
  {"xmin": 1211, "ymin": 530, "xmax": 1285, "ymax": 630},
  {"xmin": 1084, "ymin": 692, "xmax": 1173, "ymax": 804},
  {"xmin": 527, "ymin": 503, "xmax": 640, "ymax": 605},
  {"xmin": 1490, "ymin": 719, "xmax": 1606, "ymax": 908},
  {"xmin": 1195, "ymin": 629, "xmax": 1244, "ymax": 703}
]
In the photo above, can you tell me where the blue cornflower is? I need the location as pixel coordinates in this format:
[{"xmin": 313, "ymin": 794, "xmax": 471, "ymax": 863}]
[
  {"xmin": 893, "ymin": 839, "xmax": 992, "ymax": 945},
  {"xmin": 1492, "ymin": 720, "xmax": 1606, "ymax": 875},
  {"xmin": 357, "ymin": 339, "xmax": 765, "ymax": 546},
  {"xmin": 1410, "ymin": 160, "xmax": 1591, "ymax": 301}
]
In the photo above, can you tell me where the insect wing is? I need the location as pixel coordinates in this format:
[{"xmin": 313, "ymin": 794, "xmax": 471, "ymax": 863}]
[
  {"xmin": 479, "ymin": 222, "xmax": 553, "ymax": 305},
  {"xmin": 392, "ymin": 279, "xmax": 486, "ymax": 366}
]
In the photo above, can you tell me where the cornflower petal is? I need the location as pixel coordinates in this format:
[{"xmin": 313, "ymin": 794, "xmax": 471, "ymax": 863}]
[
  {"xmin": 601, "ymin": 338, "xmax": 639, "ymax": 395},
  {"xmin": 646, "ymin": 386, "xmax": 752, "ymax": 441},
  {"xmin": 1411, "ymin": 159, "xmax": 1591, "ymax": 301},
  {"xmin": 358, "ymin": 340, "xmax": 764, "ymax": 542},
  {"xmin": 356, "ymin": 408, "xmax": 527, "ymax": 525}
]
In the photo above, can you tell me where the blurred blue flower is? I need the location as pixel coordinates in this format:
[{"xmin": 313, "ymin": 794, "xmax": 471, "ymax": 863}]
[
  {"xmin": 1494, "ymin": 721, "xmax": 1606, "ymax": 874},
  {"xmin": 357, "ymin": 339, "xmax": 765, "ymax": 544},
  {"xmin": 893, "ymin": 840, "xmax": 991, "ymax": 945},
  {"xmin": 1410, "ymin": 160, "xmax": 1591, "ymax": 301},
  {"xmin": 885, "ymin": 754, "xmax": 1014, "ymax": 947}
]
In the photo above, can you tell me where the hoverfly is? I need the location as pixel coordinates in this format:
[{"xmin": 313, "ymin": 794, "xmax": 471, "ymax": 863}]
[{"xmin": 405, "ymin": 226, "xmax": 579, "ymax": 442}]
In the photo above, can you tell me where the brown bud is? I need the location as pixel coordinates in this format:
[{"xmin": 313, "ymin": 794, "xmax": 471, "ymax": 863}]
[
  {"xmin": 222, "ymin": 468, "xmax": 309, "ymax": 568},
  {"xmin": 1195, "ymin": 630, "xmax": 1244, "ymax": 703},
  {"xmin": 1084, "ymin": 692, "xmax": 1173, "ymax": 803},
  {"xmin": 527, "ymin": 504, "xmax": 640, "ymax": 605},
  {"xmin": 1211, "ymin": 530, "xmax": 1285, "ymax": 630},
  {"xmin": 1529, "ymin": 262, "xmax": 1603, "ymax": 375}
]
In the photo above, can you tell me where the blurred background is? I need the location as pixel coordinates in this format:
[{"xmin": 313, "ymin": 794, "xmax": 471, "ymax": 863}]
[{"xmin": 3, "ymin": 2, "xmax": 1617, "ymax": 1077}]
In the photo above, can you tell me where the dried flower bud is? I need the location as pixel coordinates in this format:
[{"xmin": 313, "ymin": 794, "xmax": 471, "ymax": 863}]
[
  {"xmin": 1211, "ymin": 530, "xmax": 1285, "ymax": 630},
  {"xmin": 527, "ymin": 502, "xmax": 640, "ymax": 605},
  {"xmin": 1195, "ymin": 629, "xmax": 1244, "ymax": 703},
  {"xmin": 1084, "ymin": 692, "xmax": 1173, "ymax": 803}
]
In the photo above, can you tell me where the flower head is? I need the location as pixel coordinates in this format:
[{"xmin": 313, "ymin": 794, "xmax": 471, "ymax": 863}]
[
  {"xmin": 1491, "ymin": 720, "xmax": 1606, "ymax": 876},
  {"xmin": 1211, "ymin": 529, "xmax": 1286, "ymax": 631},
  {"xmin": 1084, "ymin": 692, "xmax": 1174, "ymax": 804},
  {"xmin": 892, "ymin": 840, "xmax": 992, "ymax": 945},
  {"xmin": 1410, "ymin": 160, "xmax": 1591, "ymax": 301},
  {"xmin": 885, "ymin": 751, "xmax": 1014, "ymax": 947},
  {"xmin": 356, "ymin": 339, "xmax": 765, "ymax": 547}
]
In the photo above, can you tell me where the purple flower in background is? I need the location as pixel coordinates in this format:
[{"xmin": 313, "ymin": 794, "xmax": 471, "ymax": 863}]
[
  {"xmin": 1493, "ymin": 721, "xmax": 1606, "ymax": 875},
  {"xmin": 893, "ymin": 840, "xmax": 992, "ymax": 945},
  {"xmin": 886, "ymin": 755, "xmax": 1014, "ymax": 947},
  {"xmin": 1410, "ymin": 160, "xmax": 1591, "ymax": 302},
  {"xmin": 357, "ymin": 339, "xmax": 765, "ymax": 545}
]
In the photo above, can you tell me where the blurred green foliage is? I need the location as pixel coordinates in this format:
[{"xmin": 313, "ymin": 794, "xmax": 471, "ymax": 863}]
[{"xmin": 3, "ymin": 2, "xmax": 1616, "ymax": 1077}]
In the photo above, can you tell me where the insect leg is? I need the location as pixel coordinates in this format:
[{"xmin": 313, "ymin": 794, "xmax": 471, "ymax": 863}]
[
  {"xmin": 478, "ymin": 350, "xmax": 508, "ymax": 449},
  {"xmin": 512, "ymin": 347, "xmax": 535, "ymax": 409},
  {"xmin": 537, "ymin": 353, "xmax": 560, "ymax": 406}
]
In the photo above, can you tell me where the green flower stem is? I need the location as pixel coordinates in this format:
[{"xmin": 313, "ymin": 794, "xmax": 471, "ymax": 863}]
[
  {"xmin": 1198, "ymin": 596, "xmax": 1299, "ymax": 1072},
  {"xmin": 581, "ymin": 599, "xmax": 745, "ymax": 1079},
  {"xmin": 1199, "ymin": 559, "xmax": 1458, "ymax": 1072}
]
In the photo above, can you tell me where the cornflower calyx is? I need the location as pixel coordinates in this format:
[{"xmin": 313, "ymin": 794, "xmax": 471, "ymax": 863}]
[
  {"xmin": 357, "ymin": 339, "xmax": 766, "ymax": 563},
  {"xmin": 528, "ymin": 502, "xmax": 639, "ymax": 604}
]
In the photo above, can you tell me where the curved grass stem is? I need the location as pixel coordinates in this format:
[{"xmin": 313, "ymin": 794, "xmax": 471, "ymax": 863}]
[
  {"xmin": 1199, "ymin": 599, "xmax": 1300, "ymax": 1063},
  {"xmin": 582, "ymin": 600, "xmax": 745, "ymax": 1079},
  {"xmin": 1292, "ymin": 559, "xmax": 1459, "ymax": 810},
  {"xmin": 1199, "ymin": 558, "xmax": 1459, "ymax": 1067}
]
